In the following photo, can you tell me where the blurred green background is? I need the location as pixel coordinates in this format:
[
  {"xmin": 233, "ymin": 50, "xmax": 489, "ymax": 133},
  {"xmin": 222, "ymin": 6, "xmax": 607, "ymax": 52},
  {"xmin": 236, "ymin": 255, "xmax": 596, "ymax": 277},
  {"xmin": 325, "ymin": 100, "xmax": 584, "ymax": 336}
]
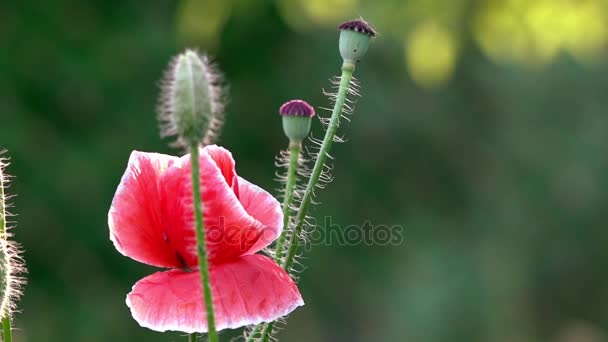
[{"xmin": 2, "ymin": 0, "xmax": 608, "ymax": 341}]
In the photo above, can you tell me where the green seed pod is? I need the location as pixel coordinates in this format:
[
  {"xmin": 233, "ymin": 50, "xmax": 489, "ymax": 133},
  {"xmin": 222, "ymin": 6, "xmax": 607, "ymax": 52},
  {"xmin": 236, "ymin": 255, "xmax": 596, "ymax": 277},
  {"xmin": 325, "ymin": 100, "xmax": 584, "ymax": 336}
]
[
  {"xmin": 158, "ymin": 49, "xmax": 226, "ymax": 149},
  {"xmin": 279, "ymin": 100, "xmax": 315, "ymax": 144},
  {"xmin": 0, "ymin": 153, "xmax": 25, "ymax": 327},
  {"xmin": 338, "ymin": 19, "xmax": 376, "ymax": 65}
]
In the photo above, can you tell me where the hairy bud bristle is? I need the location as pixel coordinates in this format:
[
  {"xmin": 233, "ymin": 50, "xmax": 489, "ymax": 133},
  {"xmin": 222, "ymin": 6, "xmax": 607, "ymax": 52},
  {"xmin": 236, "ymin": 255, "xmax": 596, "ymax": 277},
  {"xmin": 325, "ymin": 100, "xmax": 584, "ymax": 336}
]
[
  {"xmin": 0, "ymin": 152, "xmax": 26, "ymax": 323},
  {"xmin": 158, "ymin": 49, "xmax": 227, "ymax": 150}
]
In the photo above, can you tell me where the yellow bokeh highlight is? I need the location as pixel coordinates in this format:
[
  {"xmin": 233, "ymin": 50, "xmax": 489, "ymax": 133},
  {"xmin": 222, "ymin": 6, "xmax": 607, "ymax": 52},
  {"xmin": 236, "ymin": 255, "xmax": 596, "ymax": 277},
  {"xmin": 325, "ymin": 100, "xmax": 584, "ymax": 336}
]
[
  {"xmin": 176, "ymin": 0, "xmax": 231, "ymax": 47},
  {"xmin": 276, "ymin": 0, "xmax": 359, "ymax": 31},
  {"xmin": 300, "ymin": 0, "xmax": 359, "ymax": 25},
  {"xmin": 560, "ymin": 0, "xmax": 608, "ymax": 62},
  {"xmin": 405, "ymin": 21, "xmax": 458, "ymax": 89},
  {"xmin": 404, "ymin": 0, "xmax": 467, "ymax": 25},
  {"xmin": 473, "ymin": 0, "xmax": 608, "ymax": 66},
  {"xmin": 275, "ymin": 0, "xmax": 313, "ymax": 32}
]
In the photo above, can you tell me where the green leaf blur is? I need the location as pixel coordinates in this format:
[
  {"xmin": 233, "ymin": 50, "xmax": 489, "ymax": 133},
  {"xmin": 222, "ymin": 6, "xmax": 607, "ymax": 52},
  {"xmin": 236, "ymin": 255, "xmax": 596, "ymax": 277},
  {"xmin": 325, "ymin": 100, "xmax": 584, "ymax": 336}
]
[{"xmin": 2, "ymin": 0, "xmax": 608, "ymax": 341}]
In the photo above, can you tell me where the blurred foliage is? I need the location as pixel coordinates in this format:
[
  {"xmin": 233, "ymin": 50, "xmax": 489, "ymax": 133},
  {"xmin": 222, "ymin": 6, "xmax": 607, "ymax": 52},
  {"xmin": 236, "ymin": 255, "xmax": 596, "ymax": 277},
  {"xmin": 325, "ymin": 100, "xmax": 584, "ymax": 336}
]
[{"xmin": 2, "ymin": 0, "xmax": 608, "ymax": 341}]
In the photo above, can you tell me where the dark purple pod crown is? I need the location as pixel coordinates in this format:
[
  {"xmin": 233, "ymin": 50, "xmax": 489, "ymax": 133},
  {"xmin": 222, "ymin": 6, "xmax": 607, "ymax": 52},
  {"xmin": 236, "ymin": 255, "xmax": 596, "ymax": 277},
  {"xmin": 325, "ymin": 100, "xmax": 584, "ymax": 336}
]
[
  {"xmin": 279, "ymin": 100, "xmax": 316, "ymax": 118},
  {"xmin": 339, "ymin": 19, "xmax": 376, "ymax": 37}
]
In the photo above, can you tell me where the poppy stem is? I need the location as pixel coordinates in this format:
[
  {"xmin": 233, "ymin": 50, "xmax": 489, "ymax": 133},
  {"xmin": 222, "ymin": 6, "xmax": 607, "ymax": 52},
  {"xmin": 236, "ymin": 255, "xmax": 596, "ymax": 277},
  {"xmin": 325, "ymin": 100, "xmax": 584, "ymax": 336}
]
[
  {"xmin": 189, "ymin": 143, "xmax": 219, "ymax": 342},
  {"xmin": 0, "ymin": 162, "xmax": 11, "ymax": 342},
  {"xmin": 282, "ymin": 61, "xmax": 354, "ymax": 272},
  {"xmin": 273, "ymin": 142, "xmax": 301, "ymax": 262},
  {"xmin": 258, "ymin": 320, "xmax": 277, "ymax": 342},
  {"xmin": 188, "ymin": 332, "xmax": 199, "ymax": 341},
  {"xmin": 257, "ymin": 62, "xmax": 355, "ymax": 342},
  {"xmin": 245, "ymin": 143, "xmax": 301, "ymax": 342},
  {"xmin": 1, "ymin": 318, "xmax": 10, "ymax": 342}
]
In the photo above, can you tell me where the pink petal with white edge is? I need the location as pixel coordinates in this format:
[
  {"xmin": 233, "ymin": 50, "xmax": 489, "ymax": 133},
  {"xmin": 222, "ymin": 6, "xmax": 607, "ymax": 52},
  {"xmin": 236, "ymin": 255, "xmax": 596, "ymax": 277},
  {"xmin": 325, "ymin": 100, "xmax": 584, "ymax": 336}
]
[
  {"xmin": 108, "ymin": 151, "xmax": 185, "ymax": 268},
  {"xmin": 237, "ymin": 176, "xmax": 283, "ymax": 255},
  {"xmin": 126, "ymin": 254, "xmax": 304, "ymax": 333}
]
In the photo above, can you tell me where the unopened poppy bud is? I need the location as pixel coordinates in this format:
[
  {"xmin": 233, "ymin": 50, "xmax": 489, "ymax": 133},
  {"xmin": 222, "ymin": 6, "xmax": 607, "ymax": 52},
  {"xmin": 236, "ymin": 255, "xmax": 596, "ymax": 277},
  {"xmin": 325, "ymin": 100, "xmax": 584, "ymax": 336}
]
[
  {"xmin": 158, "ymin": 49, "xmax": 225, "ymax": 148},
  {"xmin": 279, "ymin": 100, "xmax": 315, "ymax": 144},
  {"xmin": 338, "ymin": 19, "xmax": 376, "ymax": 65}
]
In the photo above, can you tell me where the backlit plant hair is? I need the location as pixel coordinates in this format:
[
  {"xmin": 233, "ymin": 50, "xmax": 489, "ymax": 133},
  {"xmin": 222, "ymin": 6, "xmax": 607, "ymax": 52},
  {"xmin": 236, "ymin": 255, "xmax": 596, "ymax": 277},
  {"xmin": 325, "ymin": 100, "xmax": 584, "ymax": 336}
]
[
  {"xmin": 245, "ymin": 101, "xmax": 314, "ymax": 342},
  {"xmin": 0, "ymin": 152, "xmax": 26, "ymax": 342},
  {"xmin": 282, "ymin": 16, "xmax": 375, "ymax": 274},
  {"xmin": 158, "ymin": 49, "xmax": 227, "ymax": 149},
  {"xmin": 272, "ymin": 100, "xmax": 315, "ymax": 261},
  {"xmin": 248, "ymin": 18, "xmax": 376, "ymax": 342}
]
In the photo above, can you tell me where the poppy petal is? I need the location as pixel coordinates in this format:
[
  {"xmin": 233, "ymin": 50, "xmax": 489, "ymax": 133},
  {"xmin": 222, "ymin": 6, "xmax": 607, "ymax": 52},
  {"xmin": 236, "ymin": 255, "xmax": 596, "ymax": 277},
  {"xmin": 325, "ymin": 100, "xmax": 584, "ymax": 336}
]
[
  {"xmin": 126, "ymin": 254, "xmax": 304, "ymax": 333},
  {"xmin": 110, "ymin": 146, "xmax": 284, "ymax": 268},
  {"xmin": 236, "ymin": 176, "xmax": 283, "ymax": 254},
  {"xmin": 109, "ymin": 151, "xmax": 185, "ymax": 268},
  {"xmin": 178, "ymin": 146, "xmax": 283, "ymax": 262},
  {"xmin": 205, "ymin": 145, "xmax": 237, "ymax": 190}
]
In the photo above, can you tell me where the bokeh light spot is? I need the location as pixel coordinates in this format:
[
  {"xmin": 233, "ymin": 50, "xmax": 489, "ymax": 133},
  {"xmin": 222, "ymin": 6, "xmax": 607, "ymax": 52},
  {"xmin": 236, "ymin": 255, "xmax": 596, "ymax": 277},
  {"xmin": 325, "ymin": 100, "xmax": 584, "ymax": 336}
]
[
  {"xmin": 176, "ymin": 0, "xmax": 231, "ymax": 47},
  {"xmin": 473, "ymin": 0, "xmax": 608, "ymax": 66},
  {"xmin": 299, "ymin": 0, "xmax": 359, "ymax": 25},
  {"xmin": 405, "ymin": 21, "xmax": 458, "ymax": 89}
]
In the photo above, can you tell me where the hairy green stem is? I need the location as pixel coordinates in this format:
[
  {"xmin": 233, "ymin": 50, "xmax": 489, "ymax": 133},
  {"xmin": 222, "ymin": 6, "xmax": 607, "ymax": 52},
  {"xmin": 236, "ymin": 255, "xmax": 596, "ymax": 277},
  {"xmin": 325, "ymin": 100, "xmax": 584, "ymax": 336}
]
[
  {"xmin": 189, "ymin": 332, "xmax": 199, "ymax": 342},
  {"xmin": 273, "ymin": 142, "xmax": 301, "ymax": 261},
  {"xmin": 1, "ymin": 318, "xmax": 10, "ymax": 342},
  {"xmin": 258, "ymin": 62, "xmax": 355, "ymax": 342},
  {"xmin": 189, "ymin": 144, "xmax": 219, "ymax": 342},
  {"xmin": 282, "ymin": 61, "xmax": 354, "ymax": 272},
  {"xmin": 0, "ymin": 164, "xmax": 10, "ymax": 342},
  {"xmin": 246, "ymin": 143, "xmax": 301, "ymax": 342},
  {"xmin": 0, "ymin": 164, "xmax": 5, "ymax": 237},
  {"xmin": 259, "ymin": 320, "xmax": 277, "ymax": 342}
]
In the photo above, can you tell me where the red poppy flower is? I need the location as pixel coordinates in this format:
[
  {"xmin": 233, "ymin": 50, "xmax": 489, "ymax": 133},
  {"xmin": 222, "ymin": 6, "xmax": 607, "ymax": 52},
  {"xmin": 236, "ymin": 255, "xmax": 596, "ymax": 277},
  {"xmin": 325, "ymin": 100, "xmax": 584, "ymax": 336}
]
[{"xmin": 108, "ymin": 145, "xmax": 303, "ymax": 333}]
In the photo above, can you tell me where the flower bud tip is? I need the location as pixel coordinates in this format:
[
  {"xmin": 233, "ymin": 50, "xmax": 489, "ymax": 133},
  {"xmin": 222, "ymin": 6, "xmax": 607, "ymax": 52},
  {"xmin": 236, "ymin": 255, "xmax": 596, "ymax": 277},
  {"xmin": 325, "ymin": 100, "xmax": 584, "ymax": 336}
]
[{"xmin": 158, "ymin": 49, "xmax": 226, "ymax": 149}]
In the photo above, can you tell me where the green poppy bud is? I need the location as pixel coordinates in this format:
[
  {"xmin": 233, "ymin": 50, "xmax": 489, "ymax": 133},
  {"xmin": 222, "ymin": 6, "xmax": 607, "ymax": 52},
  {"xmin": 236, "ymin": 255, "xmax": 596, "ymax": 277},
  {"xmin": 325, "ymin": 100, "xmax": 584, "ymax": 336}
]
[
  {"xmin": 158, "ymin": 49, "xmax": 226, "ymax": 148},
  {"xmin": 338, "ymin": 19, "xmax": 376, "ymax": 65},
  {"xmin": 279, "ymin": 100, "xmax": 315, "ymax": 144}
]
